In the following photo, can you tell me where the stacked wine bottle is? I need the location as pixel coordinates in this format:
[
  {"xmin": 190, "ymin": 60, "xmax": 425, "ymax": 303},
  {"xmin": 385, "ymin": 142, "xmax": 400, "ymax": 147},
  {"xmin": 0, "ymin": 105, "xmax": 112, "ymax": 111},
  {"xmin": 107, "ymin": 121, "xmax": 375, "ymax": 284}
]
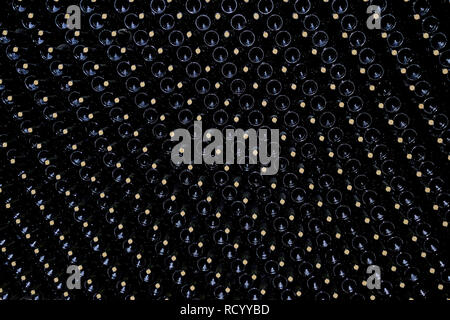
[{"xmin": 0, "ymin": 0, "xmax": 449, "ymax": 300}]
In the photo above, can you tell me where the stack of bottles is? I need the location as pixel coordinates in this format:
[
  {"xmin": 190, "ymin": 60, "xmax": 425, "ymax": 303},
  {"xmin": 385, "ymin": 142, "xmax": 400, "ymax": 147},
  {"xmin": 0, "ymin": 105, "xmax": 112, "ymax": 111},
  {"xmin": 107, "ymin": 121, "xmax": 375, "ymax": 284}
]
[{"xmin": 0, "ymin": 0, "xmax": 449, "ymax": 300}]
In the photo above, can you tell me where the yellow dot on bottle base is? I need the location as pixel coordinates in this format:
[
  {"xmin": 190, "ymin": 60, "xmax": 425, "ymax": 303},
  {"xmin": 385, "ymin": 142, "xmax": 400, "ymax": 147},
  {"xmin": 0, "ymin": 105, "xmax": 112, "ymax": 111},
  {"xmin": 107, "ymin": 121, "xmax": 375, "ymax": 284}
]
[
  {"xmin": 312, "ymin": 49, "xmax": 317, "ymax": 55},
  {"xmin": 293, "ymin": 13, "xmax": 299, "ymax": 19},
  {"xmin": 302, "ymin": 31, "xmax": 307, "ymax": 37},
  {"xmin": 351, "ymin": 49, "xmax": 357, "ymax": 55}
]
